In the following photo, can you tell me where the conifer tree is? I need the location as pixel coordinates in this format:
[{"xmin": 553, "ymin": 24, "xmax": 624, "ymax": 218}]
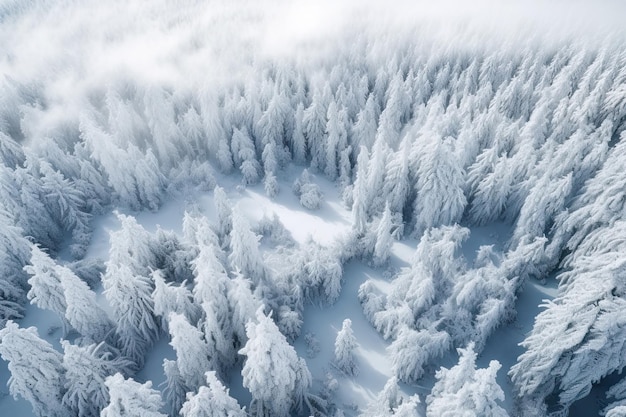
[
  {"xmin": 239, "ymin": 307, "xmax": 311, "ymax": 417},
  {"xmin": 373, "ymin": 202, "xmax": 394, "ymax": 267},
  {"xmin": 62, "ymin": 341, "xmax": 133, "ymax": 417},
  {"xmin": 334, "ymin": 318, "xmax": 359, "ymax": 376},
  {"xmin": 180, "ymin": 371, "xmax": 246, "ymax": 417},
  {"xmin": 292, "ymin": 102, "xmax": 307, "ymax": 164},
  {"xmin": 0, "ymin": 321, "xmax": 68, "ymax": 417},
  {"xmin": 101, "ymin": 373, "xmax": 166, "ymax": 417},
  {"xmin": 102, "ymin": 263, "xmax": 159, "ymax": 367},
  {"xmin": 229, "ymin": 206, "xmax": 265, "ymax": 285},
  {"xmin": 168, "ymin": 313, "xmax": 215, "ymax": 393},
  {"xmin": 427, "ymin": 343, "xmax": 507, "ymax": 417}
]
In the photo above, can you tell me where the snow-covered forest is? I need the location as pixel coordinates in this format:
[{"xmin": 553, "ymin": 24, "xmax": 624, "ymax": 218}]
[{"xmin": 1, "ymin": 1, "xmax": 626, "ymax": 416}]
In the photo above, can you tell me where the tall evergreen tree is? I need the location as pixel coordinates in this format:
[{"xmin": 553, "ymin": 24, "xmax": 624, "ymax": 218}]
[
  {"xmin": 0, "ymin": 321, "xmax": 68, "ymax": 417},
  {"xmin": 334, "ymin": 318, "xmax": 359, "ymax": 376}
]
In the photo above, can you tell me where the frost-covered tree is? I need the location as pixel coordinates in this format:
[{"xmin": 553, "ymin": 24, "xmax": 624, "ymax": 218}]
[
  {"xmin": 411, "ymin": 136, "xmax": 466, "ymax": 237},
  {"xmin": 382, "ymin": 135, "xmax": 411, "ymax": 221},
  {"xmin": 232, "ymin": 127, "xmax": 261, "ymax": 185},
  {"xmin": 25, "ymin": 245, "xmax": 68, "ymax": 330},
  {"xmin": 510, "ymin": 227, "xmax": 626, "ymax": 415},
  {"xmin": 366, "ymin": 136, "xmax": 391, "ymax": 215},
  {"xmin": 303, "ymin": 88, "xmax": 330, "ymax": 171},
  {"xmin": 373, "ymin": 202, "xmax": 394, "ymax": 267},
  {"xmin": 381, "ymin": 225, "xmax": 469, "ymax": 337},
  {"xmin": 162, "ymin": 359, "xmax": 187, "ymax": 417},
  {"xmin": 360, "ymin": 376, "xmax": 416, "ymax": 417},
  {"xmin": 62, "ymin": 341, "xmax": 133, "ymax": 417},
  {"xmin": 152, "ymin": 270, "xmax": 199, "ymax": 332},
  {"xmin": 229, "ymin": 206, "xmax": 265, "ymax": 285},
  {"xmin": 79, "ymin": 114, "xmax": 165, "ymax": 211},
  {"xmin": 334, "ymin": 318, "xmax": 358, "ymax": 376},
  {"xmin": 102, "ymin": 263, "xmax": 159, "ymax": 367},
  {"xmin": 143, "ymin": 86, "xmax": 182, "ymax": 170},
  {"xmin": 292, "ymin": 102, "xmax": 307, "ymax": 164},
  {"xmin": 302, "ymin": 240, "xmax": 344, "ymax": 305},
  {"xmin": 39, "ymin": 161, "xmax": 92, "ymax": 259},
  {"xmin": 261, "ymin": 141, "xmax": 280, "ymax": 198},
  {"xmin": 192, "ymin": 244, "xmax": 230, "ymax": 312},
  {"xmin": 168, "ymin": 313, "xmax": 215, "ymax": 392},
  {"xmin": 180, "ymin": 371, "xmax": 246, "ymax": 417},
  {"xmin": 389, "ymin": 326, "xmax": 451, "ymax": 382},
  {"xmin": 352, "ymin": 147, "xmax": 371, "ymax": 234},
  {"xmin": 152, "ymin": 227, "xmax": 194, "ymax": 284},
  {"xmin": 59, "ymin": 265, "xmax": 112, "ymax": 343},
  {"xmin": 603, "ymin": 378, "xmax": 626, "ymax": 417},
  {"xmin": 239, "ymin": 307, "xmax": 311, "ymax": 417},
  {"xmin": 0, "ymin": 321, "xmax": 68, "ymax": 417},
  {"xmin": 108, "ymin": 211, "xmax": 157, "ymax": 277},
  {"xmin": 394, "ymin": 396, "xmax": 423, "ymax": 417},
  {"xmin": 0, "ymin": 208, "xmax": 30, "ymax": 322},
  {"xmin": 101, "ymin": 373, "xmax": 166, "ymax": 417},
  {"xmin": 212, "ymin": 185, "xmax": 233, "ymax": 245},
  {"xmin": 324, "ymin": 100, "xmax": 348, "ymax": 181},
  {"xmin": 426, "ymin": 343, "xmax": 507, "ymax": 417},
  {"xmin": 352, "ymin": 94, "xmax": 379, "ymax": 152},
  {"xmin": 228, "ymin": 271, "xmax": 262, "ymax": 346},
  {"xmin": 293, "ymin": 169, "xmax": 324, "ymax": 210}
]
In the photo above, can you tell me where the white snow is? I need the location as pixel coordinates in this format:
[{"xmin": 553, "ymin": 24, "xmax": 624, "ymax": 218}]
[{"xmin": 0, "ymin": 173, "xmax": 567, "ymax": 416}]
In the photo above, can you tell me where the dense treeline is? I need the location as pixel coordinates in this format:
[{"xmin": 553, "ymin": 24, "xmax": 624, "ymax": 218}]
[{"xmin": 0, "ymin": 29, "xmax": 625, "ymax": 416}]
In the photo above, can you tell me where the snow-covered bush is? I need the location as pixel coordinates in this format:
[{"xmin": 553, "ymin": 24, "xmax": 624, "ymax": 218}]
[{"xmin": 293, "ymin": 169, "xmax": 323, "ymax": 210}]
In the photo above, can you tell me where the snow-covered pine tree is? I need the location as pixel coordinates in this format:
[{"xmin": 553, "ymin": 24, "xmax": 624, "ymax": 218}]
[
  {"xmin": 180, "ymin": 371, "xmax": 246, "ymax": 417},
  {"xmin": 351, "ymin": 146, "xmax": 371, "ymax": 234},
  {"xmin": 0, "ymin": 207, "xmax": 30, "ymax": 322},
  {"xmin": 162, "ymin": 359, "xmax": 187, "ymax": 417},
  {"xmin": 292, "ymin": 102, "xmax": 307, "ymax": 164},
  {"xmin": 212, "ymin": 185, "xmax": 233, "ymax": 245},
  {"xmin": 58, "ymin": 264, "xmax": 113, "ymax": 343},
  {"xmin": 228, "ymin": 271, "xmax": 262, "ymax": 346},
  {"xmin": 262, "ymin": 141, "xmax": 280, "ymax": 198},
  {"xmin": 79, "ymin": 113, "xmax": 165, "ymax": 211},
  {"xmin": 24, "ymin": 245, "xmax": 69, "ymax": 332},
  {"xmin": 324, "ymin": 100, "xmax": 348, "ymax": 181},
  {"xmin": 411, "ymin": 135, "xmax": 466, "ymax": 238},
  {"xmin": 373, "ymin": 202, "xmax": 394, "ymax": 267},
  {"xmin": 352, "ymin": 94, "xmax": 380, "ymax": 153},
  {"xmin": 0, "ymin": 321, "xmax": 68, "ymax": 417},
  {"xmin": 377, "ymin": 72, "xmax": 411, "ymax": 149},
  {"xmin": 151, "ymin": 270, "xmax": 199, "ymax": 332},
  {"xmin": 108, "ymin": 211, "xmax": 158, "ymax": 277},
  {"xmin": 228, "ymin": 206, "xmax": 265, "ymax": 286},
  {"xmin": 101, "ymin": 373, "xmax": 166, "ymax": 417},
  {"xmin": 388, "ymin": 326, "xmax": 451, "ymax": 382},
  {"xmin": 62, "ymin": 341, "xmax": 134, "ymax": 417},
  {"xmin": 334, "ymin": 318, "xmax": 359, "ymax": 376},
  {"xmin": 231, "ymin": 126, "xmax": 261, "ymax": 185},
  {"xmin": 102, "ymin": 263, "xmax": 159, "ymax": 367},
  {"xmin": 293, "ymin": 168, "xmax": 323, "ymax": 210},
  {"xmin": 426, "ymin": 343, "xmax": 507, "ymax": 417},
  {"xmin": 38, "ymin": 161, "xmax": 92, "ymax": 259},
  {"xmin": 359, "ymin": 376, "xmax": 401, "ymax": 417},
  {"xmin": 304, "ymin": 87, "xmax": 330, "ymax": 171},
  {"xmin": 168, "ymin": 312, "xmax": 215, "ymax": 393},
  {"xmin": 382, "ymin": 135, "xmax": 411, "ymax": 223},
  {"xmin": 239, "ymin": 307, "xmax": 312, "ymax": 417},
  {"xmin": 143, "ymin": 86, "xmax": 182, "ymax": 170}
]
